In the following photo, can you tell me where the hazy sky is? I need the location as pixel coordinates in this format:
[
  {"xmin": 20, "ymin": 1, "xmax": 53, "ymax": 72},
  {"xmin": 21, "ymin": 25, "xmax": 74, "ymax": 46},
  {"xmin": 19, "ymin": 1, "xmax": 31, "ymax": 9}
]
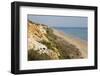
[{"xmin": 28, "ymin": 15, "xmax": 88, "ymax": 27}]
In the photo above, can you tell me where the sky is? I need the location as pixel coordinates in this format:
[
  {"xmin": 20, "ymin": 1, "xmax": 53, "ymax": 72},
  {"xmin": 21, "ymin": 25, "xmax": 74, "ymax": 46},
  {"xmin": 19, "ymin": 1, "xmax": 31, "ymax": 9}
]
[{"xmin": 28, "ymin": 15, "xmax": 88, "ymax": 28}]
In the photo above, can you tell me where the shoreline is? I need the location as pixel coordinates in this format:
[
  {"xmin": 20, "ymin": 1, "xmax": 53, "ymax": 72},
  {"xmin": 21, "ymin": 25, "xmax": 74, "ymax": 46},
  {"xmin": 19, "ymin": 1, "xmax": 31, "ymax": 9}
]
[{"xmin": 53, "ymin": 29, "xmax": 88, "ymax": 58}]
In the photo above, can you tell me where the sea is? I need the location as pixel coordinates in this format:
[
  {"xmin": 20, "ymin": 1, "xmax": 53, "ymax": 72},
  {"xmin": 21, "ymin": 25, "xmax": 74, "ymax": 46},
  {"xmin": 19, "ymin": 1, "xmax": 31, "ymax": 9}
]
[{"xmin": 53, "ymin": 27, "xmax": 88, "ymax": 41}]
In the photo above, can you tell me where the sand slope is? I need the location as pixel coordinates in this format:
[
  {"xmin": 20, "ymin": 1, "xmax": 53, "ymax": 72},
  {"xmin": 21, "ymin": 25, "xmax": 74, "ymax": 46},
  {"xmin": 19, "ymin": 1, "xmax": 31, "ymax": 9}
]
[{"xmin": 53, "ymin": 29, "xmax": 88, "ymax": 58}]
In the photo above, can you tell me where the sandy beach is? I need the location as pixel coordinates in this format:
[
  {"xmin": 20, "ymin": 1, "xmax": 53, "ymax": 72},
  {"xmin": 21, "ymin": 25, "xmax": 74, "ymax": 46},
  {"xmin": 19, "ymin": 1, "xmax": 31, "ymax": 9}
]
[{"xmin": 53, "ymin": 29, "xmax": 88, "ymax": 58}]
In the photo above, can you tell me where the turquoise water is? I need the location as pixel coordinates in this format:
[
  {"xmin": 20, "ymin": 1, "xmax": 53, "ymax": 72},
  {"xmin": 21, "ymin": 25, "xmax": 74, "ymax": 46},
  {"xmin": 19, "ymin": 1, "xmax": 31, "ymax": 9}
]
[{"xmin": 53, "ymin": 27, "xmax": 88, "ymax": 41}]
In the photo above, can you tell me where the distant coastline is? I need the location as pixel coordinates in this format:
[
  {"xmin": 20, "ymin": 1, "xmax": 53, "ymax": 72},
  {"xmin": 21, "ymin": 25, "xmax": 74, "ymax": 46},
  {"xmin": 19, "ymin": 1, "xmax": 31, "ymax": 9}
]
[
  {"xmin": 53, "ymin": 29, "xmax": 88, "ymax": 58},
  {"xmin": 53, "ymin": 27, "xmax": 88, "ymax": 41}
]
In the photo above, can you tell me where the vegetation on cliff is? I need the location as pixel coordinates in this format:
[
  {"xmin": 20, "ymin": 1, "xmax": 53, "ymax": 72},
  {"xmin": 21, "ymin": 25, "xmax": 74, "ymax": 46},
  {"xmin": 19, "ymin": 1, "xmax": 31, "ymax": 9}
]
[{"xmin": 28, "ymin": 20, "xmax": 83, "ymax": 61}]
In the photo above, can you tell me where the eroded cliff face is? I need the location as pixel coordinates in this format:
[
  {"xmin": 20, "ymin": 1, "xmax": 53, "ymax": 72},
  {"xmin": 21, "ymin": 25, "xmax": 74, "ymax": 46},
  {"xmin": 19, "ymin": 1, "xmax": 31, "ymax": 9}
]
[
  {"xmin": 28, "ymin": 21, "xmax": 60, "ymax": 60},
  {"xmin": 28, "ymin": 20, "xmax": 83, "ymax": 61},
  {"xmin": 28, "ymin": 21, "xmax": 48, "ymax": 42}
]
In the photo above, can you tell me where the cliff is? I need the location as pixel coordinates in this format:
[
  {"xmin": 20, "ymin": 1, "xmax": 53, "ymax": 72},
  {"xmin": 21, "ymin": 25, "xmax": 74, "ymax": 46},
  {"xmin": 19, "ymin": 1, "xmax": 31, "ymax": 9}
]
[{"xmin": 28, "ymin": 20, "xmax": 84, "ymax": 60}]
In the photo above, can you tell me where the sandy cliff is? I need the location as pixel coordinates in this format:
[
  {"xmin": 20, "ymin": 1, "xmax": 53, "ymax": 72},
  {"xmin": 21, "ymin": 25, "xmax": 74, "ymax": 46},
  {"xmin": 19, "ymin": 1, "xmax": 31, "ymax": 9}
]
[{"xmin": 28, "ymin": 20, "xmax": 87, "ymax": 60}]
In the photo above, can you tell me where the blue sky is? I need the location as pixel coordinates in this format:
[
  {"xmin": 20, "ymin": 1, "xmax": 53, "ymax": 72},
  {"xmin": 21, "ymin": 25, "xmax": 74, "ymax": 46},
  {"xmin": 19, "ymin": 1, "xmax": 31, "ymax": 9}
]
[{"xmin": 28, "ymin": 15, "xmax": 87, "ymax": 27}]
